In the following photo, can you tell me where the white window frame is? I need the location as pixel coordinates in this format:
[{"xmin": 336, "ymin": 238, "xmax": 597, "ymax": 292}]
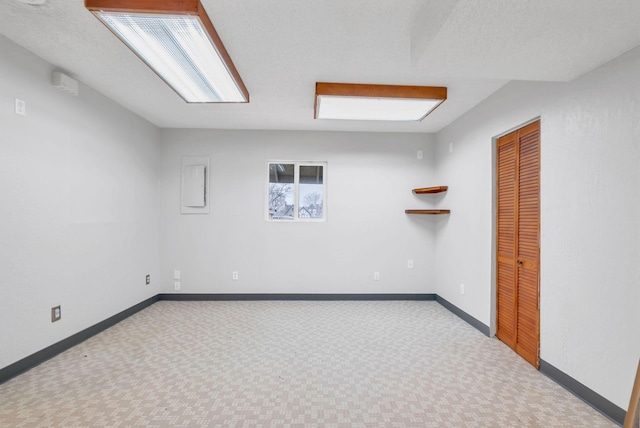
[{"xmin": 266, "ymin": 161, "xmax": 327, "ymax": 222}]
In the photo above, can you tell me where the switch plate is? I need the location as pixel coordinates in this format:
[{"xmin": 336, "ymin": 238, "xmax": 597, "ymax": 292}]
[
  {"xmin": 15, "ymin": 98, "xmax": 26, "ymax": 116},
  {"xmin": 232, "ymin": 271, "xmax": 238, "ymax": 280},
  {"xmin": 417, "ymin": 150, "xmax": 423, "ymax": 160},
  {"xmin": 374, "ymin": 272, "xmax": 380, "ymax": 281},
  {"xmin": 174, "ymin": 270, "xmax": 181, "ymax": 280},
  {"xmin": 51, "ymin": 305, "xmax": 61, "ymax": 322},
  {"xmin": 145, "ymin": 274, "xmax": 150, "ymax": 285},
  {"xmin": 460, "ymin": 283, "xmax": 465, "ymax": 295},
  {"xmin": 407, "ymin": 259, "xmax": 414, "ymax": 269},
  {"xmin": 174, "ymin": 281, "xmax": 181, "ymax": 291}
]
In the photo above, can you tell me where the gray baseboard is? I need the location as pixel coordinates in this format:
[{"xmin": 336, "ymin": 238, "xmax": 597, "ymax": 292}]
[
  {"xmin": 0, "ymin": 293, "xmax": 436, "ymax": 385},
  {"xmin": 0, "ymin": 295, "xmax": 159, "ymax": 385},
  {"xmin": 435, "ymin": 295, "xmax": 490, "ymax": 336},
  {"xmin": 159, "ymin": 293, "xmax": 437, "ymax": 301},
  {"xmin": 539, "ymin": 360, "xmax": 625, "ymax": 426},
  {"xmin": 433, "ymin": 299, "xmax": 625, "ymax": 425},
  {"xmin": 2, "ymin": 292, "xmax": 625, "ymax": 428}
]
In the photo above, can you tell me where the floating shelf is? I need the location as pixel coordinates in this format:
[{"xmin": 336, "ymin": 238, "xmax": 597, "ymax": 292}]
[
  {"xmin": 407, "ymin": 186, "xmax": 450, "ymax": 214},
  {"xmin": 412, "ymin": 186, "xmax": 448, "ymax": 194},
  {"xmin": 405, "ymin": 209, "xmax": 451, "ymax": 215}
]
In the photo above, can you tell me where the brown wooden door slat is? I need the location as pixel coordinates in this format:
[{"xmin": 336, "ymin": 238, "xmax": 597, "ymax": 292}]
[
  {"xmin": 516, "ymin": 121, "xmax": 540, "ymax": 368},
  {"xmin": 496, "ymin": 132, "xmax": 517, "ymax": 350}
]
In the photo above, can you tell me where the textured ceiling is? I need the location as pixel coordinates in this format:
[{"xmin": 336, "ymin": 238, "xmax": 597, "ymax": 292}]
[{"xmin": 1, "ymin": 0, "xmax": 639, "ymax": 133}]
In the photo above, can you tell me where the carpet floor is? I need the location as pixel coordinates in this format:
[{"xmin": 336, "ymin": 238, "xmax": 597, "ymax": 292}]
[{"xmin": 0, "ymin": 300, "xmax": 617, "ymax": 427}]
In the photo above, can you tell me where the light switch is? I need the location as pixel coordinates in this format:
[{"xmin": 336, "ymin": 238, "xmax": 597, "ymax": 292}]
[{"xmin": 174, "ymin": 270, "xmax": 181, "ymax": 280}]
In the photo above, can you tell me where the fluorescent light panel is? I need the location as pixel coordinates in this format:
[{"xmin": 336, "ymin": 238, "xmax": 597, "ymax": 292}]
[
  {"xmin": 87, "ymin": 1, "xmax": 248, "ymax": 103},
  {"xmin": 317, "ymin": 96, "xmax": 442, "ymax": 121},
  {"xmin": 315, "ymin": 83, "xmax": 446, "ymax": 122}
]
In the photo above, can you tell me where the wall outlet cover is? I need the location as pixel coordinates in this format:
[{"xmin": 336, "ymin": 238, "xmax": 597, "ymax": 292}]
[
  {"xmin": 15, "ymin": 98, "xmax": 26, "ymax": 116},
  {"xmin": 51, "ymin": 305, "xmax": 61, "ymax": 322}
]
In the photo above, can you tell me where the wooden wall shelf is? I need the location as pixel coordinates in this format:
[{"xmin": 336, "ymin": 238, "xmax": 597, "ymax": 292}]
[
  {"xmin": 412, "ymin": 186, "xmax": 448, "ymax": 194},
  {"xmin": 405, "ymin": 209, "xmax": 451, "ymax": 215}
]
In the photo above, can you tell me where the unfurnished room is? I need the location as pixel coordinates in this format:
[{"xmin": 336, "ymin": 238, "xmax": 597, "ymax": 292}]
[{"xmin": 0, "ymin": 0, "xmax": 639, "ymax": 427}]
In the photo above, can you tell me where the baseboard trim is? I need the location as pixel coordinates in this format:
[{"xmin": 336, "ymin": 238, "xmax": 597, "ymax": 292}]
[
  {"xmin": 158, "ymin": 293, "xmax": 437, "ymax": 301},
  {"xmin": 435, "ymin": 295, "xmax": 490, "ymax": 336},
  {"xmin": 539, "ymin": 360, "xmax": 625, "ymax": 426},
  {"xmin": 7, "ymin": 291, "xmax": 622, "ymax": 428},
  {"xmin": 0, "ymin": 295, "xmax": 159, "ymax": 386}
]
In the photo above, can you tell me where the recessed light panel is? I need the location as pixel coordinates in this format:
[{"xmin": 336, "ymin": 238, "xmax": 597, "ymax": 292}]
[
  {"xmin": 315, "ymin": 83, "xmax": 446, "ymax": 122},
  {"xmin": 316, "ymin": 96, "xmax": 442, "ymax": 121},
  {"xmin": 86, "ymin": 1, "xmax": 248, "ymax": 103}
]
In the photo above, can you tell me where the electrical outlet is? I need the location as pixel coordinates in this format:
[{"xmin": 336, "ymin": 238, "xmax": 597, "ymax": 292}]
[
  {"xmin": 407, "ymin": 259, "xmax": 414, "ymax": 269},
  {"xmin": 174, "ymin": 281, "xmax": 181, "ymax": 291},
  {"xmin": 374, "ymin": 272, "xmax": 380, "ymax": 281},
  {"xmin": 146, "ymin": 274, "xmax": 150, "ymax": 285},
  {"xmin": 460, "ymin": 283, "xmax": 465, "ymax": 295},
  {"xmin": 232, "ymin": 271, "xmax": 239, "ymax": 280},
  {"xmin": 51, "ymin": 305, "xmax": 61, "ymax": 322},
  {"xmin": 15, "ymin": 98, "xmax": 26, "ymax": 116}
]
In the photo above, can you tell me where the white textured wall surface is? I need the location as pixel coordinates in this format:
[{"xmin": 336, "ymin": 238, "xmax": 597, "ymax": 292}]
[
  {"xmin": 435, "ymin": 46, "xmax": 640, "ymax": 408},
  {"xmin": 0, "ymin": 36, "xmax": 160, "ymax": 369},
  {"xmin": 2, "ymin": 25, "xmax": 637, "ymax": 416},
  {"xmin": 159, "ymin": 129, "xmax": 435, "ymax": 295}
]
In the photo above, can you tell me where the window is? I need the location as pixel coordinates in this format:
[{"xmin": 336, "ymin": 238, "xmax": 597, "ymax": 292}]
[{"xmin": 267, "ymin": 162, "xmax": 326, "ymax": 221}]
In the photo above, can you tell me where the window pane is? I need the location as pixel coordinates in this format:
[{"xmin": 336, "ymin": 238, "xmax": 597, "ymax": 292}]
[
  {"xmin": 298, "ymin": 165, "xmax": 323, "ymax": 219},
  {"xmin": 268, "ymin": 163, "xmax": 294, "ymax": 220}
]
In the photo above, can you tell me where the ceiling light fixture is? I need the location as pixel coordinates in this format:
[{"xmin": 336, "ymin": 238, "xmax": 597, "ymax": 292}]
[
  {"xmin": 85, "ymin": 0, "xmax": 249, "ymax": 103},
  {"xmin": 15, "ymin": 0, "xmax": 47, "ymax": 5},
  {"xmin": 315, "ymin": 82, "xmax": 446, "ymax": 122}
]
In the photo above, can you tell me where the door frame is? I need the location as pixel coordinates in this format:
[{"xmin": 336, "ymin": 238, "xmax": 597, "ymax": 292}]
[{"xmin": 490, "ymin": 116, "xmax": 541, "ymax": 338}]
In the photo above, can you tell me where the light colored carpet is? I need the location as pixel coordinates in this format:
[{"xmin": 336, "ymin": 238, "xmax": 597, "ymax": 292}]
[{"xmin": 0, "ymin": 301, "xmax": 616, "ymax": 427}]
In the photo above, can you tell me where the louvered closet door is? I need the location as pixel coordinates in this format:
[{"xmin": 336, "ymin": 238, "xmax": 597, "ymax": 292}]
[
  {"xmin": 496, "ymin": 132, "xmax": 518, "ymax": 350},
  {"xmin": 496, "ymin": 120, "xmax": 540, "ymax": 368}
]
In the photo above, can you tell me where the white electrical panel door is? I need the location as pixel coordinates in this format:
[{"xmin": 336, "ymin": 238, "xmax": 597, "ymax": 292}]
[
  {"xmin": 183, "ymin": 165, "xmax": 206, "ymax": 207},
  {"xmin": 181, "ymin": 156, "xmax": 210, "ymax": 214}
]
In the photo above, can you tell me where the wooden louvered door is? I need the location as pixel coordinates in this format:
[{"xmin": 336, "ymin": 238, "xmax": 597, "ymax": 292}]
[{"xmin": 496, "ymin": 120, "xmax": 540, "ymax": 368}]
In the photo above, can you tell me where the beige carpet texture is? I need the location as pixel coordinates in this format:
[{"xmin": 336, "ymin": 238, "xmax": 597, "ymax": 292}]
[{"xmin": 0, "ymin": 300, "xmax": 617, "ymax": 427}]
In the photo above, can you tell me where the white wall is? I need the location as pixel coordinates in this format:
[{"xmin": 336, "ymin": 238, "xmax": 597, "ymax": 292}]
[
  {"xmin": 0, "ymin": 36, "xmax": 160, "ymax": 369},
  {"xmin": 159, "ymin": 129, "xmax": 435, "ymax": 294},
  {"xmin": 3, "ymin": 23, "xmax": 636, "ymax": 415},
  {"xmin": 435, "ymin": 46, "xmax": 640, "ymax": 408}
]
